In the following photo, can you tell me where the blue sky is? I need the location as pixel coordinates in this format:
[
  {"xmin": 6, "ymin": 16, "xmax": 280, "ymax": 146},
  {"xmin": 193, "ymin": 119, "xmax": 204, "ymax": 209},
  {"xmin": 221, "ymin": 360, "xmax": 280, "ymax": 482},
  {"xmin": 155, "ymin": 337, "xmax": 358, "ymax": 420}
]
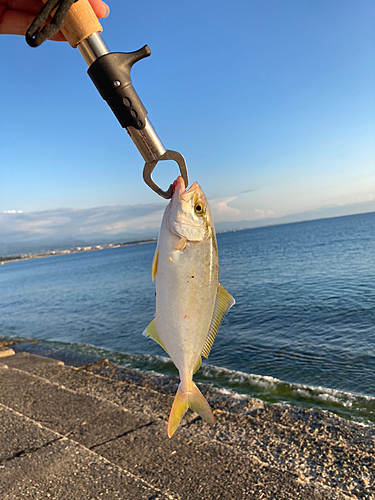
[{"xmin": 0, "ymin": 0, "xmax": 374, "ymax": 251}]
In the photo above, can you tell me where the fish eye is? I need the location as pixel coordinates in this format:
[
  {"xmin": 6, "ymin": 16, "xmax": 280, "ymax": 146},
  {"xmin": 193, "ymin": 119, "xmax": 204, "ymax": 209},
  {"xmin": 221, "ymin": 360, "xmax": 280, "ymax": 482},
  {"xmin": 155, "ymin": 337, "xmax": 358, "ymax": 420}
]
[{"xmin": 194, "ymin": 203, "xmax": 205, "ymax": 215}]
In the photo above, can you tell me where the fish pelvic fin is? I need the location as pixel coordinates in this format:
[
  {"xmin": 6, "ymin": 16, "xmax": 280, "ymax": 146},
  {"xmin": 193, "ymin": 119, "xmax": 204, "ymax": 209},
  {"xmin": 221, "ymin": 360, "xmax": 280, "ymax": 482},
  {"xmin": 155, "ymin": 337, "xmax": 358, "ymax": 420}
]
[{"xmin": 168, "ymin": 382, "xmax": 215, "ymax": 438}]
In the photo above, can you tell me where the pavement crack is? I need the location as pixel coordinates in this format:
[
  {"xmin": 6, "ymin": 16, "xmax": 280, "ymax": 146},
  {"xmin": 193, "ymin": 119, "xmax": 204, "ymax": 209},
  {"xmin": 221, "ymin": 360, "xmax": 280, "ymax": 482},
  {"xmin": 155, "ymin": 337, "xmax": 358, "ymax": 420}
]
[
  {"xmin": 0, "ymin": 436, "xmax": 64, "ymax": 464},
  {"xmin": 89, "ymin": 420, "xmax": 157, "ymax": 450}
]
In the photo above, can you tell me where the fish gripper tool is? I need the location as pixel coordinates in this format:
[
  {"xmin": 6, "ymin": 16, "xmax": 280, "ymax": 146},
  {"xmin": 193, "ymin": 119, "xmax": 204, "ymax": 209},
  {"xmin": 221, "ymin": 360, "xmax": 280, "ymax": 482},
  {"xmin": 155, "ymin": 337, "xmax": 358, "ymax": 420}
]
[{"xmin": 26, "ymin": 0, "xmax": 188, "ymax": 199}]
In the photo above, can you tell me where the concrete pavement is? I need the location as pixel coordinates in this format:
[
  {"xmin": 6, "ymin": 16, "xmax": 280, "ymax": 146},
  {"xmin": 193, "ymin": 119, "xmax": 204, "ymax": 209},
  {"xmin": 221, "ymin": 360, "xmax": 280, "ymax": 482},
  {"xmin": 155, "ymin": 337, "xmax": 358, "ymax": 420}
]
[{"xmin": 0, "ymin": 349, "xmax": 373, "ymax": 499}]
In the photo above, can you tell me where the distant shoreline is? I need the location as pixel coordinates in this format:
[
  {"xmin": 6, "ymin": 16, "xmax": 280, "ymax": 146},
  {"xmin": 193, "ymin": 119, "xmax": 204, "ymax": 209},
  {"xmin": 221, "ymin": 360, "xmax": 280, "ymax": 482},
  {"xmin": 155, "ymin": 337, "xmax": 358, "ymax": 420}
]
[
  {"xmin": 0, "ymin": 239, "xmax": 157, "ymax": 264},
  {"xmin": 2, "ymin": 210, "xmax": 374, "ymax": 264}
]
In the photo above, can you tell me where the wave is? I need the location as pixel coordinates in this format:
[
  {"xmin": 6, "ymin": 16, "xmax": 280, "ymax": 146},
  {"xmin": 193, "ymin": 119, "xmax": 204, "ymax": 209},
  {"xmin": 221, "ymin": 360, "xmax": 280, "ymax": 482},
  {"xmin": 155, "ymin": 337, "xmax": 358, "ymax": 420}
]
[
  {"xmin": 4, "ymin": 335, "xmax": 375, "ymax": 427},
  {"xmin": 197, "ymin": 363, "xmax": 375, "ymax": 426}
]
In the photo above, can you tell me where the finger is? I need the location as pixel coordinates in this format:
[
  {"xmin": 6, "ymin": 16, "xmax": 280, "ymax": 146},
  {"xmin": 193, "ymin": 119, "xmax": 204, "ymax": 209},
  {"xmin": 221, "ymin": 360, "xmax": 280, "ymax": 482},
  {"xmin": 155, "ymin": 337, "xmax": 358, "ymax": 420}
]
[
  {"xmin": 0, "ymin": 9, "xmax": 35, "ymax": 35},
  {"xmin": 2, "ymin": 0, "xmax": 109, "ymax": 20},
  {"xmin": 0, "ymin": 9, "xmax": 64, "ymax": 39},
  {"xmin": 2, "ymin": 1, "xmax": 44, "ymax": 16},
  {"xmin": 88, "ymin": 0, "xmax": 110, "ymax": 19},
  {"xmin": 0, "ymin": 0, "xmax": 109, "ymax": 39}
]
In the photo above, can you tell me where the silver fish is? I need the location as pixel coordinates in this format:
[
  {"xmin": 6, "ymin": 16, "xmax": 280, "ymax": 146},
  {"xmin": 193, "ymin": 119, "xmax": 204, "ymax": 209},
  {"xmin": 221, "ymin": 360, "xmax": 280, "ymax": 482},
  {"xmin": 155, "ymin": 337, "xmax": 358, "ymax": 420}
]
[{"xmin": 144, "ymin": 177, "xmax": 235, "ymax": 437}]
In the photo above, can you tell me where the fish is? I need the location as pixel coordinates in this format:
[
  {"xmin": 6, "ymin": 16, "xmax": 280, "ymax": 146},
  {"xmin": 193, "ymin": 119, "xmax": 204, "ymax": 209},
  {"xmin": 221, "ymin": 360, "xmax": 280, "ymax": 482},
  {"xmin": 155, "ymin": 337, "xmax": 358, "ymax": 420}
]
[{"xmin": 143, "ymin": 176, "xmax": 235, "ymax": 437}]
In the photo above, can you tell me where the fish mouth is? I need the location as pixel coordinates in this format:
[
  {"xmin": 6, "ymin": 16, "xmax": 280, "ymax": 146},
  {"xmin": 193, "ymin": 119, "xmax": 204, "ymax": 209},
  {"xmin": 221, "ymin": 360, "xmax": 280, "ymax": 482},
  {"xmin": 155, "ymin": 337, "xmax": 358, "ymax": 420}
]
[
  {"xmin": 172, "ymin": 177, "xmax": 200, "ymax": 203},
  {"xmin": 172, "ymin": 176, "xmax": 185, "ymax": 196}
]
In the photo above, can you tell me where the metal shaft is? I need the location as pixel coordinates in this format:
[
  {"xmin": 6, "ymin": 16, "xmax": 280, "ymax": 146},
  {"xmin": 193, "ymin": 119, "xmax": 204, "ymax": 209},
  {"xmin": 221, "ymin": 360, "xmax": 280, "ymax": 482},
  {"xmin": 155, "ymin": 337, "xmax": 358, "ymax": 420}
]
[
  {"xmin": 78, "ymin": 32, "xmax": 109, "ymax": 65},
  {"xmin": 77, "ymin": 33, "xmax": 166, "ymax": 163},
  {"xmin": 127, "ymin": 118, "xmax": 166, "ymax": 162}
]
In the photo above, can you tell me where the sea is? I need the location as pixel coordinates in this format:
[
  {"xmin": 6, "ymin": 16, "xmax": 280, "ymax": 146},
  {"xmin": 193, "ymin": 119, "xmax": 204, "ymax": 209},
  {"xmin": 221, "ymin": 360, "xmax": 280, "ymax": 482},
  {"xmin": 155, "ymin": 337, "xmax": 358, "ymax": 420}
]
[{"xmin": 1, "ymin": 212, "xmax": 374, "ymax": 426}]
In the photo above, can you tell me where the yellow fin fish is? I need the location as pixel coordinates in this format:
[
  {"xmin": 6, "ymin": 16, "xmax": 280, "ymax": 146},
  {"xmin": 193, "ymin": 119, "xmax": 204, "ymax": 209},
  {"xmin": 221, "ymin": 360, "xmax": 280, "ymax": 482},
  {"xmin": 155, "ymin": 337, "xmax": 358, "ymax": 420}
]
[{"xmin": 144, "ymin": 176, "xmax": 235, "ymax": 437}]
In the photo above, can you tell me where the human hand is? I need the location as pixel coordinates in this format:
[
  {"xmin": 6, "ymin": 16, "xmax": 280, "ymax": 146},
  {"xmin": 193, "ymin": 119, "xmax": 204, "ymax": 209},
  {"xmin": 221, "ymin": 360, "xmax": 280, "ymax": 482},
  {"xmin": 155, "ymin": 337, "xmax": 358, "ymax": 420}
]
[{"xmin": 0, "ymin": 0, "xmax": 109, "ymax": 40}]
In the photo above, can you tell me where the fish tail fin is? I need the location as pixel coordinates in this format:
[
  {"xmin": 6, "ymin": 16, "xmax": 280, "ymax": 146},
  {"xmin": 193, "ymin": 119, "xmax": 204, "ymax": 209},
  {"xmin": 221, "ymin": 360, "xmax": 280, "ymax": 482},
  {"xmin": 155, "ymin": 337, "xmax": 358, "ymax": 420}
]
[{"xmin": 168, "ymin": 382, "xmax": 215, "ymax": 438}]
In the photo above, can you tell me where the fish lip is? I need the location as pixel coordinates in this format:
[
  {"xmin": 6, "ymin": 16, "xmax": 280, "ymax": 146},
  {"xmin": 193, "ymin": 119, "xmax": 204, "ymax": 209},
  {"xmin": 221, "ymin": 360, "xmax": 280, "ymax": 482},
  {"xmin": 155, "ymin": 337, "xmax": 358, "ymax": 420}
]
[
  {"xmin": 172, "ymin": 177, "xmax": 186, "ymax": 199},
  {"xmin": 171, "ymin": 177, "xmax": 200, "ymax": 203},
  {"xmin": 173, "ymin": 177, "xmax": 200, "ymax": 202}
]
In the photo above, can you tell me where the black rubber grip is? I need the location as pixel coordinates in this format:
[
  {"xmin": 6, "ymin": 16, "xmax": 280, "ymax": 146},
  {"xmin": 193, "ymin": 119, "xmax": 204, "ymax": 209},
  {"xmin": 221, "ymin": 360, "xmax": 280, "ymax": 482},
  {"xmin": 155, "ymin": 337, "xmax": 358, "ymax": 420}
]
[{"xmin": 87, "ymin": 46, "xmax": 151, "ymax": 130}]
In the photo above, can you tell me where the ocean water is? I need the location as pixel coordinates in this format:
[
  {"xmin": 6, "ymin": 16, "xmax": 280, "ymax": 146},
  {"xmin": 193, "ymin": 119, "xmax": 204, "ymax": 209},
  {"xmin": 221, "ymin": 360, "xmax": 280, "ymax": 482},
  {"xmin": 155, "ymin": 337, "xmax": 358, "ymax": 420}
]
[{"xmin": 1, "ymin": 212, "xmax": 374, "ymax": 425}]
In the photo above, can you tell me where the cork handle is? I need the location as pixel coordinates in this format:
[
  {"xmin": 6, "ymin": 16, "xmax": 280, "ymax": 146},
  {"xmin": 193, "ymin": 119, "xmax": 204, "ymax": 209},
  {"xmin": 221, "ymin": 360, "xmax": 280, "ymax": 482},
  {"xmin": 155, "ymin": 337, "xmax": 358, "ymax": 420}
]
[{"xmin": 42, "ymin": 0, "xmax": 103, "ymax": 48}]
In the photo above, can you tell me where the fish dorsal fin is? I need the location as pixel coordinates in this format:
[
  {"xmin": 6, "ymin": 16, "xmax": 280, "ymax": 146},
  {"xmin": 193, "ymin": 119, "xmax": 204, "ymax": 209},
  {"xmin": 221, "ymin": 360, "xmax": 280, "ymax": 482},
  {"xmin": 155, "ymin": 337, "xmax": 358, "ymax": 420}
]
[
  {"xmin": 143, "ymin": 319, "xmax": 168, "ymax": 355},
  {"xmin": 152, "ymin": 246, "xmax": 159, "ymax": 281},
  {"xmin": 201, "ymin": 284, "xmax": 235, "ymax": 359}
]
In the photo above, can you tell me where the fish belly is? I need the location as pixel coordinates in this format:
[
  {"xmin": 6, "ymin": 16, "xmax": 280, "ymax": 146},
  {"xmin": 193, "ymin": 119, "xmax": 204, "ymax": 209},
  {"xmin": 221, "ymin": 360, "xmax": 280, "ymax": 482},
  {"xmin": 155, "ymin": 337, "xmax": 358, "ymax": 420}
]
[{"xmin": 155, "ymin": 226, "xmax": 218, "ymax": 376}]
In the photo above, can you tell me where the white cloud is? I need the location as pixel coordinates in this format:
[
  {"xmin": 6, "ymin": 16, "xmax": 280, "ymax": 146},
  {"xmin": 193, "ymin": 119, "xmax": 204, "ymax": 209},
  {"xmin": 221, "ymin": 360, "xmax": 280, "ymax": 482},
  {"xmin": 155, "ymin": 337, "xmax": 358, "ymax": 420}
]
[
  {"xmin": 254, "ymin": 208, "xmax": 274, "ymax": 219},
  {"xmin": 210, "ymin": 197, "xmax": 241, "ymax": 219},
  {"xmin": 2, "ymin": 196, "xmax": 373, "ymax": 256},
  {"xmin": 0, "ymin": 203, "xmax": 165, "ymax": 241}
]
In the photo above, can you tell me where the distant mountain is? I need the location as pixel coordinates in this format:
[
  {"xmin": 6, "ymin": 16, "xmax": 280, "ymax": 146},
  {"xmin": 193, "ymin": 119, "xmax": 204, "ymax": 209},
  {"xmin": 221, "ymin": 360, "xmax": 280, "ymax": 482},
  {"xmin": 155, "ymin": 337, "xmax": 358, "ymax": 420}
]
[
  {"xmin": 1, "ymin": 199, "xmax": 373, "ymax": 257},
  {"xmin": 215, "ymin": 201, "xmax": 375, "ymax": 232}
]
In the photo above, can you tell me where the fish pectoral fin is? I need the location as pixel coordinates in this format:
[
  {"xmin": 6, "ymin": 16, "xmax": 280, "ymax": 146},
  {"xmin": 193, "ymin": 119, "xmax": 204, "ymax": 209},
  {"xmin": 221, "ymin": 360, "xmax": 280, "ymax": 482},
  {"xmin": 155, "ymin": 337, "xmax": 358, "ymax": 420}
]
[
  {"xmin": 201, "ymin": 284, "xmax": 235, "ymax": 359},
  {"xmin": 168, "ymin": 382, "xmax": 214, "ymax": 438},
  {"xmin": 175, "ymin": 237, "xmax": 187, "ymax": 251},
  {"xmin": 143, "ymin": 319, "xmax": 168, "ymax": 355},
  {"xmin": 151, "ymin": 247, "xmax": 159, "ymax": 281}
]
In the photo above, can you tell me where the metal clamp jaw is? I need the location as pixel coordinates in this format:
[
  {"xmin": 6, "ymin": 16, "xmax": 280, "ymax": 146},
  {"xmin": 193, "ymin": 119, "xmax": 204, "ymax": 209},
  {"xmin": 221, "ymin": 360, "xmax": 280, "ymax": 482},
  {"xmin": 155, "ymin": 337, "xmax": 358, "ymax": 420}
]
[
  {"xmin": 143, "ymin": 151, "xmax": 188, "ymax": 199},
  {"xmin": 80, "ymin": 35, "xmax": 188, "ymax": 198}
]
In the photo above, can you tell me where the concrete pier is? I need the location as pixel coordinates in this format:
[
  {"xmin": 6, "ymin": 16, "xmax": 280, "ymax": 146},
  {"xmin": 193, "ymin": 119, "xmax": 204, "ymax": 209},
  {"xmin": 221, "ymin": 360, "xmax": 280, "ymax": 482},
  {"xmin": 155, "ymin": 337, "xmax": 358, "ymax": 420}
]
[{"xmin": 0, "ymin": 350, "xmax": 373, "ymax": 499}]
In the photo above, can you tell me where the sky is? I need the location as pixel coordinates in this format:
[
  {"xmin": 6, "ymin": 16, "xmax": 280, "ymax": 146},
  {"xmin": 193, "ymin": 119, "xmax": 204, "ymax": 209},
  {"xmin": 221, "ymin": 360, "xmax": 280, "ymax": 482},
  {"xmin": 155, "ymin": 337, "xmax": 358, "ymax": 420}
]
[{"xmin": 0, "ymin": 0, "xmax": 374, "ymax": 253}]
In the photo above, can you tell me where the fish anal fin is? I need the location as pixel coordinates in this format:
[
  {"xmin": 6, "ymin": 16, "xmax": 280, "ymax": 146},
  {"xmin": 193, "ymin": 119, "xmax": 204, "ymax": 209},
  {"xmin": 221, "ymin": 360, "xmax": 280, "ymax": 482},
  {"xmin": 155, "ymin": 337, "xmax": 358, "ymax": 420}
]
[
  {"xmin": 193, "ymin": 356, "xmax": 202, "ymax": 374},
  {"xmin": 201, "ymin": 284, "xmax": 235, "ymax": 359},
  {"xmin": 152, "ymin": 247, "xmax": 159, "ymax": 281},
  {"xmin": 168, "ymin": 382, "xmax": 214, "ymax": 438},
  {"xmin": 143, "ymin": 319, "xmax": 168, "ymax": 355}
]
